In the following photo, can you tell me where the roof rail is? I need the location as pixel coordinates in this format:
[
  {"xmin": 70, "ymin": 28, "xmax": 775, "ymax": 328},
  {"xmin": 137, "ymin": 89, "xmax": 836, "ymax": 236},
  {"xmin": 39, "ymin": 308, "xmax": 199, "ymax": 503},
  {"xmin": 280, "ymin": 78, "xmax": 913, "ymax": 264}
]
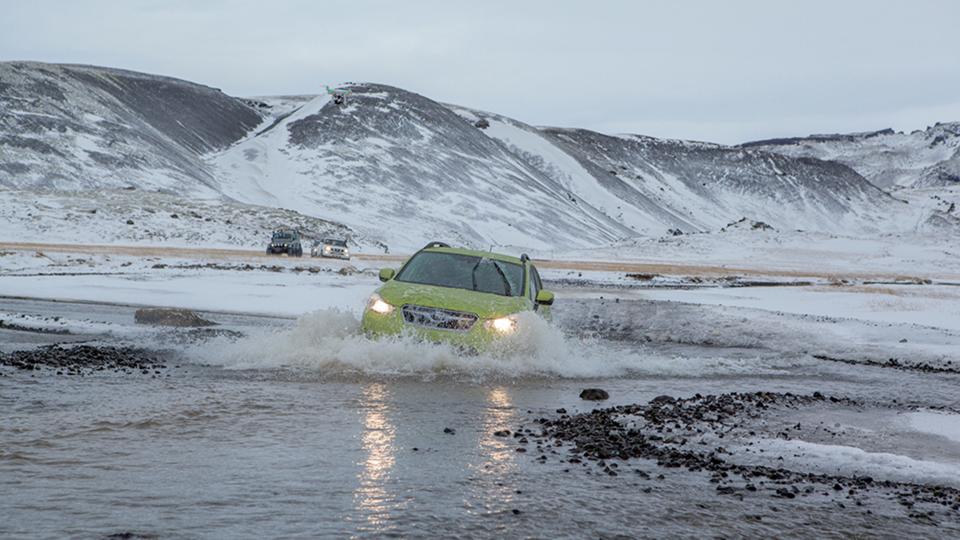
[{"xmin": 422, "ymin": 241, "xmax": 450, "ymax": 250}]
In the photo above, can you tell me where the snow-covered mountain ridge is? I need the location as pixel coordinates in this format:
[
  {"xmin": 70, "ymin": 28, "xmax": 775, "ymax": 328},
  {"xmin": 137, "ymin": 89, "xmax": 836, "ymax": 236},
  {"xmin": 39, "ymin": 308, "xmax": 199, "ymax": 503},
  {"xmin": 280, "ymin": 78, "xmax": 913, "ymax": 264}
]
[
  {"xmin": 1, "ymin": 61, "xmax": 956, "ymax": 250},
  {"xmin": 742, "ymin": 123, "xmax": 960, "ymax": 189},
  {"xmin": 210, "ymin": 84, "xmax": 900, "ymax": 248},
  {"xmin": 0, "ymin": 61, "xmax": 261, "ymax": 194}
]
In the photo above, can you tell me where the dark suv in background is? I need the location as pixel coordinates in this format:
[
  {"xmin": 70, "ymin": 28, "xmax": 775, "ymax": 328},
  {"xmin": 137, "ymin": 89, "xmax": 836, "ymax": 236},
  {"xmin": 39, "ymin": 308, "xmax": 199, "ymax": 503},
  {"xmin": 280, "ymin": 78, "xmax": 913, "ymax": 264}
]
[{"xmin": 266, "ymin": 229, "xmax": 303, "ymax": 256}]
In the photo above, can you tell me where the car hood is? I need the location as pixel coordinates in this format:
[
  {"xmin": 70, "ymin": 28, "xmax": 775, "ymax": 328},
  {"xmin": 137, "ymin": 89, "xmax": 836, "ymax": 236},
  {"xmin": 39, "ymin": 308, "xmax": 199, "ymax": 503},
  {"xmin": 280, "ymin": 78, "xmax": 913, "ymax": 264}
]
[{"xmin": 377, "ymin": 281, "xmax": 527, "ymax": 319}]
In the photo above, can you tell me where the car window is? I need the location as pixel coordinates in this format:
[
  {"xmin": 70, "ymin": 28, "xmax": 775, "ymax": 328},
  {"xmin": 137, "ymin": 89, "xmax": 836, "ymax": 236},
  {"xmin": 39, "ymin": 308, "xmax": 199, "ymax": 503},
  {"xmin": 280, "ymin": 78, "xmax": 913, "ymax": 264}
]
[{"xmin": 395, "ymin": 251, "xmax": 524, "ymax": 297}]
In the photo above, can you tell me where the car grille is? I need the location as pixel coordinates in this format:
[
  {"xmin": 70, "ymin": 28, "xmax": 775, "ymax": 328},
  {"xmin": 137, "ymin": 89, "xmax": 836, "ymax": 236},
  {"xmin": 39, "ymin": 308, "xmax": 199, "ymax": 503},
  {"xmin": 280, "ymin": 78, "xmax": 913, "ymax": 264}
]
[{"xmin": 401, "ymin": 305, "xmax": 478, "ymax": 332}]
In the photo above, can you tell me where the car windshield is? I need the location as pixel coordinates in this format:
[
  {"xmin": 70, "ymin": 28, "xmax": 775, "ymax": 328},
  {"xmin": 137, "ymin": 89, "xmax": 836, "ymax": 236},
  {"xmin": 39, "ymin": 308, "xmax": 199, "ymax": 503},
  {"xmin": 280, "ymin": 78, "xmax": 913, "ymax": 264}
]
[
  {"xmin": 324, "ymin": 239, "xmax": 347, "ymax": 247},
  {"xmin": 395, "ymin": 251, "xmax": 524, "ymax": 297},
  {"xmin": 272, "ymin": 232, "xmax": 293, "ymax": 241}
]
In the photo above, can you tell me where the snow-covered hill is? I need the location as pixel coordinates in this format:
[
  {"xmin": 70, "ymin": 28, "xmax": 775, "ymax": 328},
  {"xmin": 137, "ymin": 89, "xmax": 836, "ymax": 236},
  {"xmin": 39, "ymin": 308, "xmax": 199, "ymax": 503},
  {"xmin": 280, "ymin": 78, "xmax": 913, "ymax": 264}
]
[
  {"xmin": 0, "ymin": 188, "xmax": 385, "ymax": 251},
  {"xmin": 0, "ymin": 61, "xmax": 261, "ymax": 194},
  {"xmin": 454, "ymin": 106, "xmax": 892, "ymax": 235},
  {"xmin": 742, "ymin": 124, "xmax": 960, "ymax": 190},
  {"xmin": 0, "ymin": 61, "xmax": 948, "ymax": 251},
  {"xmin": 213, "ymin": 82, "xmax": 898, "ymax": 249},
  {"xmin": 213, "ymin": 86, "xmax": 640, "ymax": 250}
]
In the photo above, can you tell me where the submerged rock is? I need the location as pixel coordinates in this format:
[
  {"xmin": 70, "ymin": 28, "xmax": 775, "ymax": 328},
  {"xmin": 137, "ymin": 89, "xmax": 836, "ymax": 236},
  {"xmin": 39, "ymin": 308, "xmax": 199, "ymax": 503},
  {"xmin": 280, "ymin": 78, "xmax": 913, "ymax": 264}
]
[
  {"xmin": 579, "ymin": 388, "xmax": 610, "ymax": 401},
  {"xmin": 134, "ymin": 308, "xmax": 216, "ymax": 327},
  {"xmin": 338, "ymin": 265, "xmax": 358, "ymax": 276}
]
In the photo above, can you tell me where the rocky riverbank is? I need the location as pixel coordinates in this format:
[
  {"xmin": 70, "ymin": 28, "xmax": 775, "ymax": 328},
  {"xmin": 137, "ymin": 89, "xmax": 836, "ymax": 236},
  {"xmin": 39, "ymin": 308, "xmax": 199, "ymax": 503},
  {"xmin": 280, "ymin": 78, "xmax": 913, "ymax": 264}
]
[
  {"xmin": 514, "ymin": 392, "xmax": 960, "ymax": 521},
  {"xmin": 0, "ymin": 345, "xmax": 174, "ymax": 376}
]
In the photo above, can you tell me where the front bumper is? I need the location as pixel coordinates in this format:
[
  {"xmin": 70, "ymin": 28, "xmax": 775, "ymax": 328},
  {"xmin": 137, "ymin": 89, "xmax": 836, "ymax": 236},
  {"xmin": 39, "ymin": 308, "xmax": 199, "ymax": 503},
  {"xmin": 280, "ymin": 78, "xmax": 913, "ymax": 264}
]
[
  {"xmin": 361, "ymin": 307, "xmax": 503, "ymax": 349},
  {"xmin": 320, "ymin": 251, "xmax": 350, "ymax": 259}
]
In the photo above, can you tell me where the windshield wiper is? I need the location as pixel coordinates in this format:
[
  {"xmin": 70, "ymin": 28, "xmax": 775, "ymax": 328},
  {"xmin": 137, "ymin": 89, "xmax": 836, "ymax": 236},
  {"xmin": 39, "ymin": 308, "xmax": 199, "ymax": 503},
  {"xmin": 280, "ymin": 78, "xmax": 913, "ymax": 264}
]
[
  {"xmin": 471, "ymin": 258, "xmax": 482, "ymax": 292},
  {"xmin": 490, "ymin": 260, "xmax": 512, "ymax": 296},
  {"xmin": 470, "ymin": 258, "xmax": 512, "ymax": 296}
]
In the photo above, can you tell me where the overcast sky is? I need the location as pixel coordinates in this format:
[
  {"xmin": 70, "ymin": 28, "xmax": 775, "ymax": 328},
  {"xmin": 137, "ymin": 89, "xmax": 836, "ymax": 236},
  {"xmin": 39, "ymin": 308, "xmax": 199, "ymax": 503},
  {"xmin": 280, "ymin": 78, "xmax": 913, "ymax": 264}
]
[{"xmin": 3, "ymin": 0, "xmax": 959, "ymax": 144}]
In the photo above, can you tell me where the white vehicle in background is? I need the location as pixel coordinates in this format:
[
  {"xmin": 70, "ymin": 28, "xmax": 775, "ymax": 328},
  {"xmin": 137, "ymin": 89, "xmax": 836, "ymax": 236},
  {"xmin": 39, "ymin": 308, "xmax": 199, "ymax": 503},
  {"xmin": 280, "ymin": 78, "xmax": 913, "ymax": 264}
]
[{"xmin": 312, "ymin": 238, "xmax": 350, "ymax": 260}]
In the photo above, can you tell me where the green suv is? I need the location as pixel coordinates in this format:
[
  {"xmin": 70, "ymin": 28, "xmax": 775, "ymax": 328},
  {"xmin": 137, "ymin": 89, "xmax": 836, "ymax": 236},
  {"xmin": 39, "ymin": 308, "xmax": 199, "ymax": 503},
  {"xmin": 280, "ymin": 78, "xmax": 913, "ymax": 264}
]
[{"xmin": 361, "ymin": 242, "xmax": 555, "ymax": 349}]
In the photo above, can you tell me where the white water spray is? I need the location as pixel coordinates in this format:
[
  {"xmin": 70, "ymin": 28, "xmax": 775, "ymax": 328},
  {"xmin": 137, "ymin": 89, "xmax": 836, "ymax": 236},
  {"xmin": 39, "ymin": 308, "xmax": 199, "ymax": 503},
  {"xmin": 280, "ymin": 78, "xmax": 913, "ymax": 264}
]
[{"xmin": 192, "ymin": 309, "xmax": 808, "ymax": 379}]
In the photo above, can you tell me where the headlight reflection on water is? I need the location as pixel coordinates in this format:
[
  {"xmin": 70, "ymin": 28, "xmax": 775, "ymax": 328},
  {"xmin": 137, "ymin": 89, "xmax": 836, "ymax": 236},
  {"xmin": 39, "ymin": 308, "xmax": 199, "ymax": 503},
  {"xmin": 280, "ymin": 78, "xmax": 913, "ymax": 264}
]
[
  {"xmin": 473, "ymin": 387, "xmax": 520, "ymax": 515},
  {"xmin": 354, "ymin": 383, "xmax": 400, "ymax": 532}
]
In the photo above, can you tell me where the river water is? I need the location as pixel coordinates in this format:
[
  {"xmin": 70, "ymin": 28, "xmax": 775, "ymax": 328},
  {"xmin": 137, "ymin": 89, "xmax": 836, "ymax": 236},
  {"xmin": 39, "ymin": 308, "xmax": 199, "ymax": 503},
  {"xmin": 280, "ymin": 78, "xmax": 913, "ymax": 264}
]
[{"xmin": 2, "ymin": 297, "xmax": 959, "ymax": 538}]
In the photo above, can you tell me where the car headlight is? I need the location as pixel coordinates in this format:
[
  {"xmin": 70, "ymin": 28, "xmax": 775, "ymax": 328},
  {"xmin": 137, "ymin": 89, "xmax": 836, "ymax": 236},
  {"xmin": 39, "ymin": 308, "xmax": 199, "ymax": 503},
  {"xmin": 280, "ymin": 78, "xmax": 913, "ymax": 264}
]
[
  {"xmin": 367, "ymin": 293, "xmax": 395, "ymax": 315},
  {"xmin": 485, "ymin": 315, "xmax": 518, "ymax": 334}
]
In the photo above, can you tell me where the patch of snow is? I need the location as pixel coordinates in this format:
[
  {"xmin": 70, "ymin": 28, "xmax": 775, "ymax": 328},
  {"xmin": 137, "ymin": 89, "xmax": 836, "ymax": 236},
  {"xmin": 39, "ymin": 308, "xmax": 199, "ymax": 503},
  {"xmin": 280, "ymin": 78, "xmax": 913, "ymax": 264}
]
[
  {"xmin": 907, "ymin": 411, "xmax": 960, "ymax": 444},
  {"xmin": 741, "ymin": 438, "xmax": 960, "ymax": 488}
]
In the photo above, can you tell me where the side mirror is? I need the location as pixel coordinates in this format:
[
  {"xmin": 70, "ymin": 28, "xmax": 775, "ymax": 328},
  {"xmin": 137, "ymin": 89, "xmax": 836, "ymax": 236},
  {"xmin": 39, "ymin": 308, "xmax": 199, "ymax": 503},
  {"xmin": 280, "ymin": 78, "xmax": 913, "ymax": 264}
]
[
  {"xmin": 379, "ymin": 268, "xmax": 396, "ymax": 282},
  {"xmin": 536, "ymin": 290, "xmax": 555, "ymax": 306}
]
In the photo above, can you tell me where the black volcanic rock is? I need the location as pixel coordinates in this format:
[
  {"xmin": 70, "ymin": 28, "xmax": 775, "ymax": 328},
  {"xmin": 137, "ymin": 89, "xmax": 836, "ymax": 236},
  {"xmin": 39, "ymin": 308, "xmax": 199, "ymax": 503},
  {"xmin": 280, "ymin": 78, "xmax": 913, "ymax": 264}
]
[
  {"xmin": 580, "ymin": 388, "xmax": 610, "ymax": 401},
  {"xmin": 134, "ymin": 308, "xmax": 216, "ymax": 327}
]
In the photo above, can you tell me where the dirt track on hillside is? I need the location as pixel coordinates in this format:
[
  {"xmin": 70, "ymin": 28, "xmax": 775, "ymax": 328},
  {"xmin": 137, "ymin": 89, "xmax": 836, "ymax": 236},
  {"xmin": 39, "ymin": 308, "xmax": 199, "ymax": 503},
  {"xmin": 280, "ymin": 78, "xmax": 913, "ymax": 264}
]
[{"xmin": 1, "ymin": 241, "xmax": 956, "ymax": 282}]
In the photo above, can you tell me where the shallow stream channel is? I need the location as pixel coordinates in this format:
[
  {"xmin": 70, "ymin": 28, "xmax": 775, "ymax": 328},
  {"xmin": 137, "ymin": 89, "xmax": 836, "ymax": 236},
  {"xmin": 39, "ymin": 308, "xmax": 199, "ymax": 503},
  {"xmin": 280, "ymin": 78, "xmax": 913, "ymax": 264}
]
[{"xmin": 2, "ymin": 295, "xmax": 959, "ymax": 538}]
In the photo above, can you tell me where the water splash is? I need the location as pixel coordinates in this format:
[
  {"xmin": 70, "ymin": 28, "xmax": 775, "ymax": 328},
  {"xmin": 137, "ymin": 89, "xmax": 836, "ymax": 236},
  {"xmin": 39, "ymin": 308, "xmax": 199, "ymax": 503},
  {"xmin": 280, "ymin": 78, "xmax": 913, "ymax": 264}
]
[{"xmin": 191, "ymin": 309, "xmax": 808, "ymax": 379}]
